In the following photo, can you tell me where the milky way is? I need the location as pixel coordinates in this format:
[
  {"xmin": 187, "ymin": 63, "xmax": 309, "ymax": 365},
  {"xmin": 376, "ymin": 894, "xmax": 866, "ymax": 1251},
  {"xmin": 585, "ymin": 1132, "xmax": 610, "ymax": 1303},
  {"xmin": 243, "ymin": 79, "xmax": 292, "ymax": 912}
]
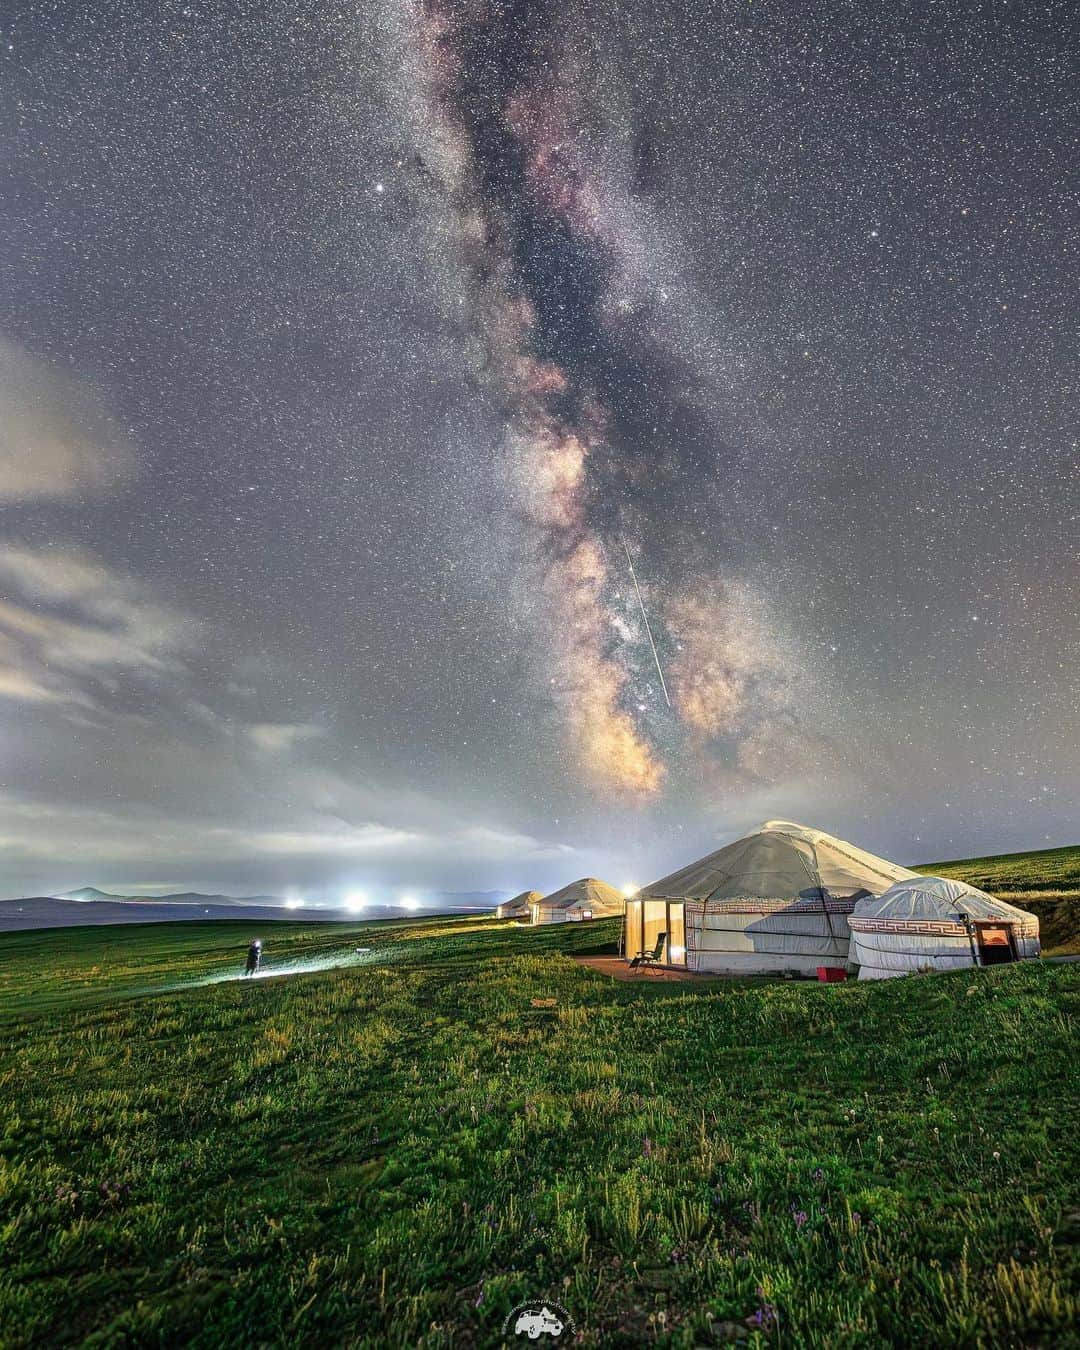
[{"xmin": 410, "ymin": 0, "xmax": 798, "ymax": 796}]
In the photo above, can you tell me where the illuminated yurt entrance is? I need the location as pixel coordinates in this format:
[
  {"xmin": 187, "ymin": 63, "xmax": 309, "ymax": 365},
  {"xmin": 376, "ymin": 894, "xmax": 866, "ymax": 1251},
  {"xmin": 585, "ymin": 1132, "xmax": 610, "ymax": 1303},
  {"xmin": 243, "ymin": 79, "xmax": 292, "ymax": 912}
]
[
  {"xmin": 623, "ymin": 897, "xmax": 688, "ymax": 967},
  {"xmin": 849, "ymin": 876, "xmax": 1040, "ymax": 979},
  {"xmin": 629, "ymin": 820, "xmax": 918, "ymax": 975}
]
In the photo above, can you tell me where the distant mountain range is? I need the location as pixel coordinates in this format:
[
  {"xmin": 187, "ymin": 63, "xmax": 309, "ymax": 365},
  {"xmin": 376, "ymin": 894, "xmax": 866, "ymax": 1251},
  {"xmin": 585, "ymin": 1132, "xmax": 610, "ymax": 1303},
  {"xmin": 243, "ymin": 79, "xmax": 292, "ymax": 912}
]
[
  {"xmin": 0, "ymin": 888, "xmax": 506, "ymax": 932},
  {"xmin": 59, "ymin": 886, "xmax": 285, "ymax": 907}
]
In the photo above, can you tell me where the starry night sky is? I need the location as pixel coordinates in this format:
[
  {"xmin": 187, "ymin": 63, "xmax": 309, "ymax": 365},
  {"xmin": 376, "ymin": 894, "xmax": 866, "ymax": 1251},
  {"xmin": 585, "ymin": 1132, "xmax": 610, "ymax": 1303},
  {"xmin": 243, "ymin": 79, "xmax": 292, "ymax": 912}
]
[{"xmin": 0, "ymin": 0, "xmax": 1076, "ymax": 901}]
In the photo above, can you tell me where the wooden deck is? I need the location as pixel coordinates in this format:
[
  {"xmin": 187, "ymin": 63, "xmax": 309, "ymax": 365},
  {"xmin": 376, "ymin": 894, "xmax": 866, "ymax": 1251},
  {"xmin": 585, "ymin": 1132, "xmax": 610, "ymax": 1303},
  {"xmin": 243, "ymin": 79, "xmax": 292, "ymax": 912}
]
[{"xmin": 572, "ymin": 955, "xmax": 706, "ymax": 982}]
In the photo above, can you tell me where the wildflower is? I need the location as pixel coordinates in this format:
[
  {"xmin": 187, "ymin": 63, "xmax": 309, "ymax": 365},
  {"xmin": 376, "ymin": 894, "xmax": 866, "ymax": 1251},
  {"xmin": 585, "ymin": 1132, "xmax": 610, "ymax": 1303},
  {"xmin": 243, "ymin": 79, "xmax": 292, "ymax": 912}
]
[
  {"xmin": 642, "ymin": 1135, "xmax": 653, "ymax": 1159},
  {"xmin": 993, "ymin": 1150, "xmax": 1001, "ymax": 1161},
  {"xmin": 474, "ymin": 1283, "xmax": 485, "ymax": 1308},
  {"xmin": 746, "ymin": 1298, "xmax": 777, "ymax": 1332},
  {"xmin": 812, "ymin": 1167, "xmax": 825, "ymax": 1182},
  {"xmin": 790, "ymin": 1204, "xmax": 808, "ymax": 1229}
]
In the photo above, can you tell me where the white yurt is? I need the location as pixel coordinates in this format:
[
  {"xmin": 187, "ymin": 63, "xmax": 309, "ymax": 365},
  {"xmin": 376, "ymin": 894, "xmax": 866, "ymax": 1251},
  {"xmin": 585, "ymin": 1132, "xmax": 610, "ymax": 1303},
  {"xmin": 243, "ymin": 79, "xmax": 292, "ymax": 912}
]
[
  {"xmin": 629, "ymin": 820, "xmax": 918, "ymax": 975},
  {"xmin": 532, "ymin": 877, "xmax": 625, "ymax": 925},
  {"xmin": 496, "ymin": 890, "xmax": 542, "ymax": 920},
  {"xmin": 849, "ymin": 875, "xmax": 1040, "ymax": 979}
]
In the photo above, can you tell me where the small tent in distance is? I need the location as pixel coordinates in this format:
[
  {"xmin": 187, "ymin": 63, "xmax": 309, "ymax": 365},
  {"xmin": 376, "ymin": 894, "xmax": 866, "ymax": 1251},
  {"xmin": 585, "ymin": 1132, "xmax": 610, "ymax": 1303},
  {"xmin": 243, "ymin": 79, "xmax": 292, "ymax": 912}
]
[
  {"xmin": 496, "ymin": 890, "xmax": 542, "ymax": 920},
  {"xmin": 532, "ymin": 877, "xmax": 624, "ymax": 925},
  {"xmin": 850, "ymin": 875, "xmax": 1040, "ymax": 979},
  {"xmin": 630, "ymin": 820, "xmax": 917, "ymax": 975}
]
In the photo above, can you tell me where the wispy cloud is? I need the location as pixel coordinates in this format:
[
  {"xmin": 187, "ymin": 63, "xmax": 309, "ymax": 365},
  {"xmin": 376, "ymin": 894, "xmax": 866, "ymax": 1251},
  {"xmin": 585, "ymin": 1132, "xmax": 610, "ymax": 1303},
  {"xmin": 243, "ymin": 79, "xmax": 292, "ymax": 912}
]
[
  {"xmin": 247, "ymin": 723, "xmax": 324, "ymax": 755},
  {"xmin": 0, "ymin": 340, "xmax": 136, "ymax": 501},
  {"xmin": 0, "ymin": 544, "xmax": 195, "ymax": 708}
]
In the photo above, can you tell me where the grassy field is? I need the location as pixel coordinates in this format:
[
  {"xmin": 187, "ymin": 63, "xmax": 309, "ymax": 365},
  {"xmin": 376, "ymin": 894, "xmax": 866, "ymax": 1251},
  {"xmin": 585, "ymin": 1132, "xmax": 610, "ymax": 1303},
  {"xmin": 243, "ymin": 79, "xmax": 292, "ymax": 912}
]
[
  {"xmin": 0, "ymin": 910, "xmax": 1077, "ymax": 1347},
  {"xmin": 915, "ymin": 843, "xmax": 1080, "ymax": 954}
]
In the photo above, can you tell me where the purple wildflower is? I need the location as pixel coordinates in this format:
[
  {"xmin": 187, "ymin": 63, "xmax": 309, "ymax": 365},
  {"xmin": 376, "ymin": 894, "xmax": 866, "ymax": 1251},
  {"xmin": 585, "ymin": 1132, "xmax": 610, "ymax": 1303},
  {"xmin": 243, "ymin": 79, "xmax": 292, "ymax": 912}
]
[
  {"xmin": 642, "ymin": 1135, "xmax": 653, "ymax": 1159},
  {"xmin": 747, "ymin": 1298, "xmax": 777, "ymax": 1332}
]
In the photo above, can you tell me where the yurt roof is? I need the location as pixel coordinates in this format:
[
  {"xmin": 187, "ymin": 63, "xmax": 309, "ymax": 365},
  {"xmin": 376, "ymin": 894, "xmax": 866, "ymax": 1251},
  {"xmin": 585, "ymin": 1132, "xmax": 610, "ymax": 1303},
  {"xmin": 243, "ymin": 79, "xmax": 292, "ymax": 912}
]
[
  {"xmin": 640, "ymin": 820, "xmax": 918, "ymax": 903},
  {"xmin": 853, "ymin": 875, "xmax": 1036, "ymax": 925},
  {"xmin": 541, "ymin": 877, "xmax": 624, "ymax": 910},
  {"xmin": 503, "ymin": 889, "xmax": 543, "ymax": 908}
]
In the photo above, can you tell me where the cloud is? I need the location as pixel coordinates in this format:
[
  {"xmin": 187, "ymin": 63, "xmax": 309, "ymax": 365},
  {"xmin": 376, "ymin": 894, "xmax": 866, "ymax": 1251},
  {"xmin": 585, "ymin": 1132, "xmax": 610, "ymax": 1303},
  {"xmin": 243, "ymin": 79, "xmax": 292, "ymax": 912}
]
[
  {"xmin": 0, "ymin": 780, "xmax": 580, "ymax": 899},
  {"xmin": 453, "ymin": 825, "xmax": 576, "ymax": 861},
  {"xmin": 0, "ymin": 544, "xmax": 195, "ymax": 708},
  {"xmin": 247, "ymin": 722, "xmax": 324, "ymax": 755},
  {"xmin": 226, "ymin": 824, "xmax": 422, "ymax": 856},
  {"xmin": 0, "ymin": 340, "xmax": 136, "ymax": 501},
  {"xmin": 0, "ymin": 652, "xmax": 67, "ymax": 705}
]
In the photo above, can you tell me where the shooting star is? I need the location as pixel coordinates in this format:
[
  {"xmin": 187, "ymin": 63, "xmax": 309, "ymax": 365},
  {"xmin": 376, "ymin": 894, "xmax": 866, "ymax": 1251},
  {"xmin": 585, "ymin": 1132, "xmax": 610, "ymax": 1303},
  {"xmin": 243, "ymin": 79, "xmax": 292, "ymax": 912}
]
[{"xmin": 623, "ymin": 539, "xmax": 671, "ymax": 708}]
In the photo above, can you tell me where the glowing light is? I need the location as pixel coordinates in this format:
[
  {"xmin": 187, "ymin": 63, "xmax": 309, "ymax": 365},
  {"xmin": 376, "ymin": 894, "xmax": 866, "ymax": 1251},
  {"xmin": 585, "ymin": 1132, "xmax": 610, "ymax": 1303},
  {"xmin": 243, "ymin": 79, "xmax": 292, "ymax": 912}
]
[
  {"xmin": 669, "ymin": 944, "xmax": 685, "ymax": 961},
  {"xmin": 621, "ymin": 883, "xmax": 640, "ymax": 898},
  {"xmin": 400, "ymin": 895, "xmax": 421, "ymax": 911},
  {"xmin": 284, "ymin": 893, "xmax": 305, "ymax": 910},
  {"xmin": 345, "ymin": 890, "xmax": 368, "ymax": 913}
]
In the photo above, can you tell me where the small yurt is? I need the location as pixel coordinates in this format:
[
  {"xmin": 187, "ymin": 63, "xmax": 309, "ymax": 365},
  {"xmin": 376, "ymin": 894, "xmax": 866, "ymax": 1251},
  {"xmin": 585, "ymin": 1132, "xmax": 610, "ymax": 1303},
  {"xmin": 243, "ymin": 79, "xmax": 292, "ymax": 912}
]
[
  {"xmin": 629, "ymin": 820, "xmax": 918, "ymax": 975},
  {"xmin": 497, "ymin": 890, "xmax": 542, "ymax": 920},
  {"xmin": 849, "ymin": 876, "xmax": 1040, "ymax": 979},
  {"xmin": 532, "ymin": 877, "xmax": 624, "ymax": 925}
]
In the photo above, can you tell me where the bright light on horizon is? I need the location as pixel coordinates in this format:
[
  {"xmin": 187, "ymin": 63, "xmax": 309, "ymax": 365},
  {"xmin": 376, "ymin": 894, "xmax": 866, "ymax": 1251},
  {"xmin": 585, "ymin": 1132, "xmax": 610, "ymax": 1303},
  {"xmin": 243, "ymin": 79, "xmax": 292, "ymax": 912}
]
[
  {"xmin": 284, "ymin": 893, "xmax": 305, "ymax": 910},
  {"xmin": 400, "ymin": 894, "xmax": 421, "ymax": 911},
  {"xmin": 345, "ymin": 890, "xmax": 368, "ymax": 913},
  {"xmin": 621, "ymin": 883, "xmax": 640, "ymax": 898}
]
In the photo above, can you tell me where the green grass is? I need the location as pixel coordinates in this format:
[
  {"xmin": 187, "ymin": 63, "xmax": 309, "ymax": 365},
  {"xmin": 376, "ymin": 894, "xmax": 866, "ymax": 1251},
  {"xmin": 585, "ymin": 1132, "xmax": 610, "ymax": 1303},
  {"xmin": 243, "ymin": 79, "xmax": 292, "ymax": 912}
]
[
  {"xmin": 0, "ymin": 916, "xmax": 1077, "ymax": 1347},
  {"xmin": 916, "ymin": 843, "xmax": 1080, "ymax": 896},
  {"xmin": 915, "ymin": 844, "xmax": 1080, "ymax": 955}
]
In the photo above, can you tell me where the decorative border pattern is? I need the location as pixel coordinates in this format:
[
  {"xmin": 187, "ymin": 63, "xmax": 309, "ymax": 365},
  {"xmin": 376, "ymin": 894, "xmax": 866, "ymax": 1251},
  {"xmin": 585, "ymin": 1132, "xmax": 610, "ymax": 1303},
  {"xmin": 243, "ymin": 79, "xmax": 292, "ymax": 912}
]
[
  {"xmin": 850, "ymin": 917, "xmax": 1038, "ymax": 938},
  {"xmin": 687, "ymin": 898, "xmax": 859, "ymax": 916}
]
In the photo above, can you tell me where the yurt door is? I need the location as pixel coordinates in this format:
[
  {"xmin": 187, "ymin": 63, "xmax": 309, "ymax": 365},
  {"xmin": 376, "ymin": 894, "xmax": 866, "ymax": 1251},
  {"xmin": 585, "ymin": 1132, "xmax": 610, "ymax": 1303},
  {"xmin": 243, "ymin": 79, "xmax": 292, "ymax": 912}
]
[
  {"xmin": 623, "ymin": 900, "xmax": 687, "ymax": 966},
  {"xmin": 974, "ymin": 922, "xmax": 1017, "ymax": 966},
  {"xmin": 624, "ymin": 900, "xmax": 643, "ymax": 960},
  {"xmin": 667, "ymin": 903, "xmax": 687, "ymax": 966}
]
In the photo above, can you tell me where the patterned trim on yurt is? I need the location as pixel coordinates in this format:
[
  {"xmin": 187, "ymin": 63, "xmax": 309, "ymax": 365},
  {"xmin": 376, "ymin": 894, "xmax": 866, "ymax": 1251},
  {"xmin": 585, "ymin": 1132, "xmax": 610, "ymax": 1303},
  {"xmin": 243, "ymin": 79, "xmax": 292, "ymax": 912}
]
[
  {"xmin": 849, "ymin": 916, "xmax": 1039, "ymax": 939},
  {"xmin": 699, "ymin": 895, "xmax": 861, "ymax": 916}
]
